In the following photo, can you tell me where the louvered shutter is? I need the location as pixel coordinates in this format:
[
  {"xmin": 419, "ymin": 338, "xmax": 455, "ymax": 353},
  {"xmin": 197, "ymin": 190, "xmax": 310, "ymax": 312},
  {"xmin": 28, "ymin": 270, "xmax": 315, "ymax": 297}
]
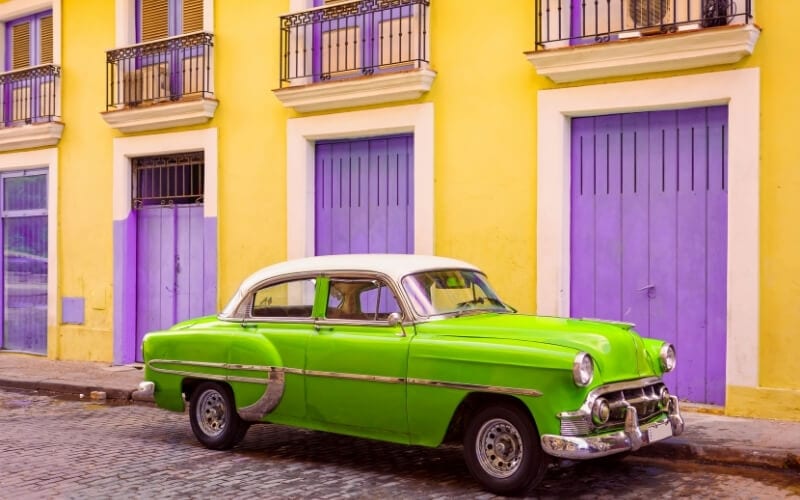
[
  {"xmin": 182, "ymin": 0, "xmax": 203, "ymax": 33},
  {"xmin": 11, "ymin": 22, "xmax": 31, "ymax": 69},
  {"xmin": 628, "ymin": 0, "xmax": 670, "ymax": 26},
  {"xmin": 141, "ymin": 0, "xmax": 169, "ymax": 42},
  {"xmin": 40, "ymin": 15, "xmax": 53, "ymax": 64}
]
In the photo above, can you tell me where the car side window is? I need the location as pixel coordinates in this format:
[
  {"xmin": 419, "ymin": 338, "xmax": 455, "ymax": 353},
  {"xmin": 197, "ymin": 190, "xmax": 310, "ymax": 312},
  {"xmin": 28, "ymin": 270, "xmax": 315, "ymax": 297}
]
[
  {"xmin": 250, "ymin": 279, "xmax": 316, "ymax": 319},
  {"xmin": 326, "ymin": 278, "xmax": 401, "ymax": 321}
]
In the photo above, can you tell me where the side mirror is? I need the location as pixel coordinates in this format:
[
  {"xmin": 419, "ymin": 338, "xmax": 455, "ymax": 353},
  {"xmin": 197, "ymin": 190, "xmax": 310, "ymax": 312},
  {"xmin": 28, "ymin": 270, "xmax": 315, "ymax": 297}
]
[
  {"xmin": 387, "ymin": 312, "xmax": 406, "ymax": 337},
  {"xmin": 387, "ymin": 311, "xmax": 403, "ymax": 327}
]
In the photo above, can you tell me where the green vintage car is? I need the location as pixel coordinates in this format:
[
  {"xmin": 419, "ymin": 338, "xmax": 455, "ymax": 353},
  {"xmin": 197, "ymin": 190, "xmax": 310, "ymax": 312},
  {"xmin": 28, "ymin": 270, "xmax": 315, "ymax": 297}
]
[{"xmin": 138, "ymin": 254, "xmax": 684, "ymax": 496}]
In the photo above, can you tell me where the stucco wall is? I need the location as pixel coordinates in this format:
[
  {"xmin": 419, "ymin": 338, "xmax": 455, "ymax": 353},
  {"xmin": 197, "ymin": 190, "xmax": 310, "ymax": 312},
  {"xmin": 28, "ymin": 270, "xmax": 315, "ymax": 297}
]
[
  {"xmin": 58, "ymin": 0, "xmax": 116, "ymax": 360},
  {"xmin": 752, "ymin": 3, "xmax": 800, "ymax": 394},
  {"xmin": 29, "ymin": 0, "xmax": 800, "ymax": 419}
]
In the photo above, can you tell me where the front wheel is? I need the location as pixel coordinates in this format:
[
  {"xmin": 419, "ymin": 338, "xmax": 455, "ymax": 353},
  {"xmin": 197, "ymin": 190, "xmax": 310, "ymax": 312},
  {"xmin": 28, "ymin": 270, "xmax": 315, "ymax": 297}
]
[
  {"xmin": 189, "ymin": 381, "xmax": 248, "ymax": 450},
  {"xmin": 463, "ymin": 402, "xmax": 549, "ymax": 496}
]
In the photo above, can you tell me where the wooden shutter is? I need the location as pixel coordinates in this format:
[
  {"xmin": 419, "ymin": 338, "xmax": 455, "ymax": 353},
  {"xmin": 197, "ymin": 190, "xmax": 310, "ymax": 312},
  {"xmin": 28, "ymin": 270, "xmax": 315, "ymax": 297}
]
[
  {"xmin": 40, "ymin": 15, "xmax": 53, "ymax": 64},
  {"xmin": 141, "ymin": 0, "xmax": 169, "ymax": 42},
  {"xmin": 182, "ymin": 0, "xmax": 203, "ymax": 33},
  {"xmin": 11, "ymin": 22, "xmax": 31, "ymax": 69}
]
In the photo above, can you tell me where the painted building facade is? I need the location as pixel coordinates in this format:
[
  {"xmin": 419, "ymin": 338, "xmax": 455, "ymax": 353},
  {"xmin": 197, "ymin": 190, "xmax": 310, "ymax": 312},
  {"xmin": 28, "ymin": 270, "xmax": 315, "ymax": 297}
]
[{"xmin": 0, "ymin": 0, "xmax": 796, "ymax": 421}]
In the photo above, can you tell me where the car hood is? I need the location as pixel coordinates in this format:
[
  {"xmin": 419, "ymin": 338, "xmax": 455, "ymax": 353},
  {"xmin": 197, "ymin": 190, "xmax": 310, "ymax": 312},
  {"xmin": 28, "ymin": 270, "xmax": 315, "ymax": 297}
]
[{"xmin": 414, "ymin": 313, "xmax": 661, "ymax": 381}]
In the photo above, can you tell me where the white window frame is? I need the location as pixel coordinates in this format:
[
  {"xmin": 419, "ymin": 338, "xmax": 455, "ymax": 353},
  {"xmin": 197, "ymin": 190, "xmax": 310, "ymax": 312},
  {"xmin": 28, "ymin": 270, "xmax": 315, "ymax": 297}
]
[
  {"xmin": 286, "ymin": 103, "xmax": 434, "ymax": 259},
  {"xmin": 0, "ymin": 148, "xmax": 58, "ymax": 355}
]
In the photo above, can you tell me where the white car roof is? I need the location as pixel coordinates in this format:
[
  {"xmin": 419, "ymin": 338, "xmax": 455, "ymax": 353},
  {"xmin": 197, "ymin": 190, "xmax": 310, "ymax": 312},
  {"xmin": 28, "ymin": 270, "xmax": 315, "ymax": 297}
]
[
  {"xmin": 241, "ymin": 254, "xmax": 479, "ymax": 290},
  {"xmin": 221, "ymin": 254, "xmax": 481, "ymax": 317}
]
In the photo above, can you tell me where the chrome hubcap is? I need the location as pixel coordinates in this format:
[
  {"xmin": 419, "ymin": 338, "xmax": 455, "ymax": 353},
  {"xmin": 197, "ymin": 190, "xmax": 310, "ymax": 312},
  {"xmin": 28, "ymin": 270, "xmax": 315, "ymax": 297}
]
[
  {"xmin": 475, "ymin": 417, "xmax": 523, "ymax": 478},
  {"xmin": 197, "ymin": 389, "xmax": 227, "ymax": 437}
]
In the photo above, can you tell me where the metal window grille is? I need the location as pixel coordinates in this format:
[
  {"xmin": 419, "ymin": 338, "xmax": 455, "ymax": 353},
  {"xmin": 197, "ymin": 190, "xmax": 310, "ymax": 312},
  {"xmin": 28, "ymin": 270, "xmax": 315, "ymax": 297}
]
[{"xmin": 132, "ymin": 152, "xmax": 204, "ymax": 208}]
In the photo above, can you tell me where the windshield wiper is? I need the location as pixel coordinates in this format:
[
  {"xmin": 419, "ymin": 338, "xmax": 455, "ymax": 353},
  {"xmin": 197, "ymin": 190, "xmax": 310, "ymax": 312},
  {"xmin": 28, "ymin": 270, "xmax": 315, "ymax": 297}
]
[{"xmin": 456, "ymin": 297, "xmax": 514, "ymax": 312}]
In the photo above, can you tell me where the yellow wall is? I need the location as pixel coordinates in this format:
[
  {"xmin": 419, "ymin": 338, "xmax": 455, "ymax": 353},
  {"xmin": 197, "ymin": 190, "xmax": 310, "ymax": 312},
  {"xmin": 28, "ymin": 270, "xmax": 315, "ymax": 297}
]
[
  {"xmin": 426, "ymin": 2, "xmax": 539, "ymax": 313},
  {"xmin": 213, "ymin": 1, "xmax": 289, "ymax": 303},
  {"xmin": 57, "ymin": 0, "xmax": 117, "ymax": 361},
  {"xmin": 45, "ymin": 0, "xmax": 800, "ymax": 420},
  {"xmin": 753, "ymin": 3, "xmax": 800, "ymax": 394}
]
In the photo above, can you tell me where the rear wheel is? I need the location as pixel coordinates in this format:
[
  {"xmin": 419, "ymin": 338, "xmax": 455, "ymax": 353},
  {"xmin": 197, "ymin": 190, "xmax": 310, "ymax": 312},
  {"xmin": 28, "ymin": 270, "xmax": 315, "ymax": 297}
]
[
  {"xmin": 189, "ymin": 381, "xmax": 247, "ymax": 450},
  {"xmin": 463, "ymin": 401, "xmax": 549, "ymax": 496}
]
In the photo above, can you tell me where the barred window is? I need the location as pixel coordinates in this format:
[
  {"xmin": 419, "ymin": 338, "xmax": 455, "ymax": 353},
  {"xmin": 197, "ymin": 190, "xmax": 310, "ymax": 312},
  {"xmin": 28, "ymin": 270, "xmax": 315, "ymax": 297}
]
[{"xmin": 132, "ymin": 152, "xmax": 204, "ymax": 208}]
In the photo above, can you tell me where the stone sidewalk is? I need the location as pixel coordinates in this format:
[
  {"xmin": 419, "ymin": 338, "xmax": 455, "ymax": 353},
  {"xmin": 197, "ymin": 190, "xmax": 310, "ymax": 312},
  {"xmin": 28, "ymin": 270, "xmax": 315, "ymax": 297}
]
[{"xmin": 0, "ymin": 352, "xmax": 798, "ymax": 474}]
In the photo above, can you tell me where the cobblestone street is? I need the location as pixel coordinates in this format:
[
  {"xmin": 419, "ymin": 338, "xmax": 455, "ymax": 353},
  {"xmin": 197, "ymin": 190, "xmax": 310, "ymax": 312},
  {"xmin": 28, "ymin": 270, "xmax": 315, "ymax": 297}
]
[{"xmin": 1, "ymin": 388, "xmax": 798, "ymax": 499}]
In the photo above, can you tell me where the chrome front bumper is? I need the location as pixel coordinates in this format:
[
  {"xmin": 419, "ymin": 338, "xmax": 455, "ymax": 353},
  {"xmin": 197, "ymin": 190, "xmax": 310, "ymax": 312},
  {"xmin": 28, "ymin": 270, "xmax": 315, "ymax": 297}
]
[{"xmin": 541, "ymin": 395, "xmax": 684, "ymax": 460}]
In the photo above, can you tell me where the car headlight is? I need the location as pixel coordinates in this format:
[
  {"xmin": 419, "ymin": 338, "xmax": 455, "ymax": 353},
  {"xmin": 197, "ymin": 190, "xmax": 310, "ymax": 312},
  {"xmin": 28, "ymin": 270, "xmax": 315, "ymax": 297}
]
[
  {"xmin": 573, "ymin": 352, "xmax": 594, "ymax": 387},
  {"xmin": 659, "ymin": 343, "xmax": 676, "ymax": 372}
]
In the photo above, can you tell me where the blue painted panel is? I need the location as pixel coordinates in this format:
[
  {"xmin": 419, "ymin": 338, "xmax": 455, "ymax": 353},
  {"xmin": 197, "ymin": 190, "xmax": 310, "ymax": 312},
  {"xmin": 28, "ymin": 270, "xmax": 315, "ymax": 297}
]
[
  {"xmin": 1, "ymin": 172, "xmax": 47, "ymax": 354},
  {"xmin": 62, "ymin": 297, "xmax": 85, "ymax": 324}
]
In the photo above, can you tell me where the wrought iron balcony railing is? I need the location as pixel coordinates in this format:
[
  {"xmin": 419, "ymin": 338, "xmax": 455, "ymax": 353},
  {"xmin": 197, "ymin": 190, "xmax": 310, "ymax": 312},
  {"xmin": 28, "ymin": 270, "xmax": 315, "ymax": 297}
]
[
  {"xmin": 105, "ymin": 32, "xmax": 214, "ymax": 110},
  {"xmin": 0, "ymin": 65, "xmax": 61, "ymax": 127},
  {"xmin": 535, "ymin": 0, "xmax": 752, "ymax": 49},
  {"xmin": 279, "ymin": 0, "xmax": 430, "ymax": 88}
]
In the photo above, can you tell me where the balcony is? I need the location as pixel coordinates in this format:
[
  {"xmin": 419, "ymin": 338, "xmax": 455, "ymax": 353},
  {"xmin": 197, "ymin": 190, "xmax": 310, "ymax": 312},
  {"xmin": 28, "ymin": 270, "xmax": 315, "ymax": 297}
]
[
  {"xmin": 0, "ymin": 64, "xmax": 63, "ymax": 152},
  {"xmin": 273, "ymin": 0, "xmax": 435, "ymax": 112},
  {"xmin": 526, "ymin": 0, "xmax": 760, "ymax": 83},
  {"xmin": 101, "ymin": 32, "xmax": 218, "ymax": 133}
]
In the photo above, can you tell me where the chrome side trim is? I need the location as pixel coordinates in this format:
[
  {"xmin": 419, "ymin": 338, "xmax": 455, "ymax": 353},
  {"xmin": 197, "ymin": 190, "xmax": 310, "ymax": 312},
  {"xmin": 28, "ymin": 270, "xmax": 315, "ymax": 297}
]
[
  {"xmin": 304, "ymin": 369, "xmax": 404, "ymax": 384},
  {"xmin": 148, "ymin": 359, "xmax": 274, "ymax": 386},
  {"xmin": 407, "ymin": 378, "xmax": 542, "ymax": 398},
  {"xmin": 150, "ymin": 359, "xmax": 276, "ymax": 372},
  {"xmin": 147, "ymin": 360, "xmax": 543, "ymax": 403}
]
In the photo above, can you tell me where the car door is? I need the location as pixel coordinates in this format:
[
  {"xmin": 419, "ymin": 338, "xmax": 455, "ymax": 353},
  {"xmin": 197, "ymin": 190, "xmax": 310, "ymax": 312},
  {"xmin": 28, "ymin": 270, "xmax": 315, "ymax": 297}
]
[
  {"xmin": 247, "ymin": 276, "xmax": 319, "ymax": 420},
  {"xmin": 305, "ymin": 275, "xmax": 410, "ymax": 443}
]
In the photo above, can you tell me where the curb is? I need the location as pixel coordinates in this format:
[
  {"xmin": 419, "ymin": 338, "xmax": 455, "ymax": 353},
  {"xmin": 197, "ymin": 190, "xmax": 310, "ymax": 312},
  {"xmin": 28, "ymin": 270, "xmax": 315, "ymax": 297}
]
[
  {"xmin": 0, "ymin": 378, "xmax": 149, "ymax": 403},
  {"xmin": 639, "ymin": 438, "xmax": 800, "ymax": 472}
]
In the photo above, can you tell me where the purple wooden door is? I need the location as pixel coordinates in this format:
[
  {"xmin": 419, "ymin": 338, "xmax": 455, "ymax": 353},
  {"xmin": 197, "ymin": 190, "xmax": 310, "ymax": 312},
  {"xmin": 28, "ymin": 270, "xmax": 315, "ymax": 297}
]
[
  {"xmin": 1, "ymin": 171, "xmax": 48, "ymax": 354},
  {"xmin": 571, "ymin": 106, "xmax": 728, "ymax": 405},
  {"xmin": 135, "ymin": 204, "xmax": 207, "ymax": 361},
  {"xmin": 315, "ymin": 135, "xmax": 413, "ymax": 255}
]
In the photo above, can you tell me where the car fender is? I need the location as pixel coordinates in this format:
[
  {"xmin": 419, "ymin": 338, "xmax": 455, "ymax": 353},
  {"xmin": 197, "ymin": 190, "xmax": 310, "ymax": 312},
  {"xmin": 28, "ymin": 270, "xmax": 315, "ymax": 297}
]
[
  {"xmin": 143, "ymin": 328, "xmax": 284, "ymax": 419},
  {"xmin": 407, "ymin": 335, "xmax": 585, "ymax": 445}
]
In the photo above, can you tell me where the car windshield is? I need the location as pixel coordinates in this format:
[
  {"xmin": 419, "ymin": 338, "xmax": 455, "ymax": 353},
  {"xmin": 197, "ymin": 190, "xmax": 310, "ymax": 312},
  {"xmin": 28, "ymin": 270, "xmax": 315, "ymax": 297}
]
[{"xmin": 402, "ymin": 269, "xmax": 513, "ymax": 317}]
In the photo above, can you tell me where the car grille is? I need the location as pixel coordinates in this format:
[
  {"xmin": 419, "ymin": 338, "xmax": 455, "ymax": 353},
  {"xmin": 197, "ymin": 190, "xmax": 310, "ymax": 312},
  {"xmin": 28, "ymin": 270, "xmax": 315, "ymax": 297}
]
[
  {"xmin": 559, "ymin": 416, "xmax": 591, "ymax": 436},
  {"xmin": 560, "ymin": 381, "xmax": 667, "ymax": 436}
]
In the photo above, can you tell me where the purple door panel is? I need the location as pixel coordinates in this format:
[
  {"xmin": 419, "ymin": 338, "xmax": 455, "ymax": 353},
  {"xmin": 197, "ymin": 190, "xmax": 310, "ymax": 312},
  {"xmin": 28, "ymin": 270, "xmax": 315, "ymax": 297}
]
[
  {"xmin": 135, "ymin": 204, "xmax": 208, "ymax": 361},
  {"xmin": 135, "ymin": 206, "xmax": 175, "ymax": 360},
  {"xmin": 620, "ymin": 112, "xmax": 651, "ymax": 339},
  {"xmin": 175, "ymin": 205, "xmax": 207, "ymax": 319},
  {"xmin": 570, "ymin": 106, "xmax": 728, "ymax": 405},
  {"xmin": 315, "ymin": 135, "xmax": 413, "ymax": 255}
]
